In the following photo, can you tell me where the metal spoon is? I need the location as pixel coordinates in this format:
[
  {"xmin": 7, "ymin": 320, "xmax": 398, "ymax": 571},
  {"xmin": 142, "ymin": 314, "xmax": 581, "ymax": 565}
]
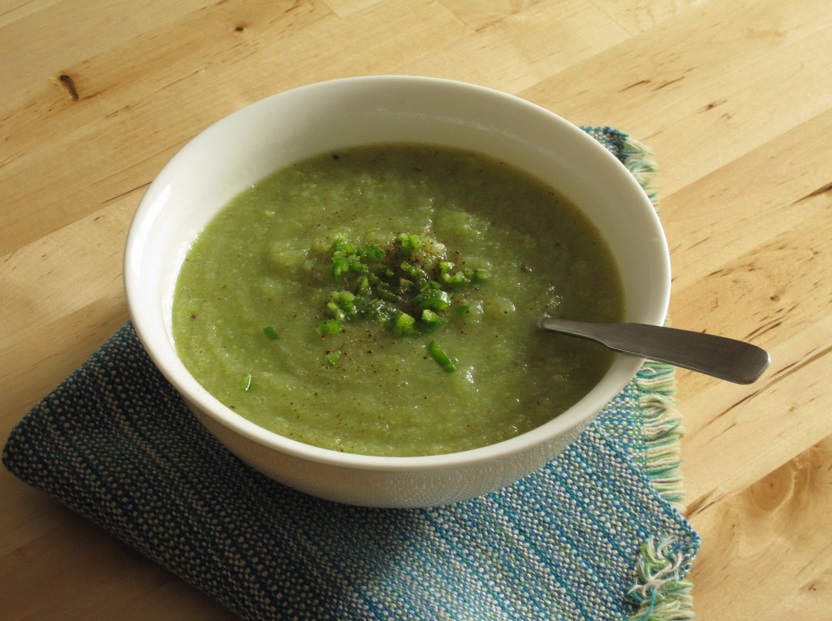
[{"xmin": 540, "ymin": 317, "xmax": 770, "ymax": 384}]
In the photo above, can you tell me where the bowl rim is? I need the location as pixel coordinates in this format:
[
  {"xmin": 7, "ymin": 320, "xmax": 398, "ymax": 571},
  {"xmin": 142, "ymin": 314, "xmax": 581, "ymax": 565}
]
[{"xmin": 125, "ymin": 75, "xmax": 670, "ymax": 473}]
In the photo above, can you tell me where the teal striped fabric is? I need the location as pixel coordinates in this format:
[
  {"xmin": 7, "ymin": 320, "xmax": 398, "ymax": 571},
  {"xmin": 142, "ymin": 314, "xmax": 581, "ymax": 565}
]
[{"xmin": 3, "ymin": 129, "xmax": 699, "ymax": 620}]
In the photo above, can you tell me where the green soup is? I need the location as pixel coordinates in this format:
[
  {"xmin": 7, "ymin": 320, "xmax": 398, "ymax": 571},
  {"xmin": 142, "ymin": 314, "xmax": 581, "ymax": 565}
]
[{"xmin": 172, "ymin": 144, "xmax": 624, "ymax": 456}]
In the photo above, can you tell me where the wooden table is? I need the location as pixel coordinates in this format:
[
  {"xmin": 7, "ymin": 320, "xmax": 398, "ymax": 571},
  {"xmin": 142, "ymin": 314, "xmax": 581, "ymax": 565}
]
[{"xmin": 2, "ymin": 1, "xmax": 830, "ymax": 619}]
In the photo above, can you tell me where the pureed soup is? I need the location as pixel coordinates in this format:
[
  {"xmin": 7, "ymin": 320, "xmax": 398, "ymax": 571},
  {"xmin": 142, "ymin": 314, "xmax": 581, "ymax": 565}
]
[{"xmin": 172, "ymin": 144, "xmax": 624, "ymax": 456}]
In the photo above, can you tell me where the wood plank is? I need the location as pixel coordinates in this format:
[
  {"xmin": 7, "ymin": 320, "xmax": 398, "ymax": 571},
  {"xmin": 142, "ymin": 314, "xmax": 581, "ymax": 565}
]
[
  {"xmin": 591, "ymin": 0, "xmax": 707, "ymax": 34},
  {"xmin": 688, "ymin": 435, "xmax": 832, "ymax": 620},
  {"xmin": 0, "ymin": 201, "xmax": 130, "ymax": 349},
  {"xmin": 403, "ymin": 0, "xmax": 631, "ymax": 93},
  {"xmin": 0, "ymin": 0, "xmax": 63, "ymax": 28},
  {"xmin": 682, "ymin": 305, "xmax": 832, "ymax": 504},
  {"xmin": 0, "ymin": 0, "xmax": 215, "ymax": 92},
  {"xmin": 518, "ymin": 0, "xmax": 832, "ymax": 195},
  {"xmin": 321, "ymin": 0, "xmax": 385, "ymax": 18},
  {"xmin": 663, "ymin": 108, "xmax": 832, "ymax": 294},
  {"xmin": 759, "ymin": 565, "xmax": 832, "ymax": 621},
  {"xmin": 440, "ymin": 0, "xmax": 548, "ymax": 31}
]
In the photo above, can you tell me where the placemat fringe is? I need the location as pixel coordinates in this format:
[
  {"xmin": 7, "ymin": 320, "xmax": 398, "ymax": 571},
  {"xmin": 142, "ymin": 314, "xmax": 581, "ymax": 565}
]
[
  {"xmin": 621, "ymin": 134, "xmax": 660, "ymax": 206},
  {"xmin": 635, "ymin": 362, "xmax": 686, "ymax": 510},
  {"xmin": 629, "ymin": 535, "xmax": 696, "ymax": 621}
]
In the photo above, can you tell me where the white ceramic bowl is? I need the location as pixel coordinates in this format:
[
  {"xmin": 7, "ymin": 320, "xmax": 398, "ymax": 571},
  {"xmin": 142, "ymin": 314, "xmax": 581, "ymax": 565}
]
[{"xmin": 125, "ymin": 76, "xmax": 669, "ymax": 508}]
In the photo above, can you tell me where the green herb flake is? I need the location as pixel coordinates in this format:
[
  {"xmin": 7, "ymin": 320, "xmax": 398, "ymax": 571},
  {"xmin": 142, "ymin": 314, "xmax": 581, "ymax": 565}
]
[
  {"xmin": 316, "ymin": 319, "xmax": 342, "ymax": 336},
  {"xmin": 331, "ymin": 255, "xmax": 350, "ymax": 279},
  {"xmin": 394, "ymin": 311, "xmax": 417, "ymax": 336},
  {"xmin": 360, "ymin": 243, "xmax": 385, "ymax": 262},
  {"xmin": 420, "ymin": 309, "xmax": 446, "ymax": 331},
  {"xmin": 413, "ymin": 289, "xmax": 452, "ymax": 312},
  {"xmin": 394, "ymin": 232, "xmax": 422, "ymax": 255},
  {"xmin": 468, "ymin": 268, "xmax": 490, "ymax": 283},
  {"xmin": 325, "ymin": 351, "xmax": 342, "ymax": 366},
  {"xmin": 427, "ymin": 340, "xmax": 456, "ymax": 373}
]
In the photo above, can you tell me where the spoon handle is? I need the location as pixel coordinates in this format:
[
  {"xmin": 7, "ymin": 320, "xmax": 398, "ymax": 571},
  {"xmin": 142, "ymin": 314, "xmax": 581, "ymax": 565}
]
[{"xmin": 540, "ymin": 318, "xmax": 770, "ymax": 384}]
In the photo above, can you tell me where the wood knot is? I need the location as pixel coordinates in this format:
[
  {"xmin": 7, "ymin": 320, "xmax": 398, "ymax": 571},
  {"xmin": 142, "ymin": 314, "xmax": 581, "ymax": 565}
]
[
  {"xmin": 748, "ymin": 449, "xmax": 821, "ymax": 515},
  {"xmin": 58, "ymin": 74, "xmax": 80, "ymax": 101}
]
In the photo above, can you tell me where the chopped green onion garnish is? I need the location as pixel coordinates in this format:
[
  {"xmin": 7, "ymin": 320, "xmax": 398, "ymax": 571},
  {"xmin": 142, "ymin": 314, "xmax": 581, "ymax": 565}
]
[
  {"xmin": 316, "ymin": 319, "xmax": 341, "ymax": 336},
  {"xmin": 413, "ymin": 289, "xmax": 452, "ymax": 312},
  {"xmin": 331, "ymin": 255, "xmax": 350, "ymax": 279},
  {"xmin": 420, "ymin": 309, "xmax": 446, "ymax": 331},
  {"xmin": 330, "ymin": 291, "xmax": 357, "ymax": 314},
  {"xmin": 427, "ymin": 340, "xmax": 455, "ymax": 372},
  {"xmin": 348, "ymin": 258, "xmax": 368, "ymax": 274},
  {"xmin": 331, "ymin": 238, "xmax": 355, "ymax": 255},
  {"xmin": 400, "ymin": 261, "xmax": 428, "ymax": 281},
  {"xmin": 394, "ymin": 232, "xmax": 422, "ymax": 255},
  {"xmin": 467, "ymin": 267, "xmax": 490, "ymax": 283},
  {"xmin": 394, "ymin": 311, "xmax": 417, "ymax": 336},
  {"xmin": 241, "ymin": 372, "xmax": 252, "ymax": 391},
  {"xmin": 440, "ymin": 270, "xmax": 467, "ymax": 286},
  {"xmin": 325, "ymin": 351, "xmax": 342, "ymax": 366},
  {"xmin": 326, "ymin": 301, "xmax": 345, "ymax": 321},
  {"xmin": 375, "ymin": 284, "xmax": 401, "ymax": 303},
  {"xmin": 318, "ymin": 231, "xmax": 489, "ymax": 350},
  {"xmin": 262, "ymin": 325, "xmax": 279, "ymax": 341},
  {"xmin": 359, "ymin": 243, "xmax": 385, "ymax": 262}
]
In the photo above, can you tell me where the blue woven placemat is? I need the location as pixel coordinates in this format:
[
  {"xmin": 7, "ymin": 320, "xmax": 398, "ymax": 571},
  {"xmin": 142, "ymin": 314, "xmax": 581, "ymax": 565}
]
[{"xmin": 2, "ymin": 128, "xmax": 699, "ymax": 621}]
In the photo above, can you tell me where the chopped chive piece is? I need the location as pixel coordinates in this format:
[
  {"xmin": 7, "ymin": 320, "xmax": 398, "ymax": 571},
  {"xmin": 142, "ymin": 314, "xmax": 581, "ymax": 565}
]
[
  {"xmin": 331, "ymin": 255, "xmax": 350, "ymax": 279},
  {"xmin": 331, "ymin": 238, "xmax": 355, "ymax": 255},
  {"xmin": 326, "ymin": 301, "xmax": 345, "ymax": 321},
  {"xmin": 241, "ymin": 373, "xmax": 252, "ymax": 391},
  {"xmin": 394, "ymin": 232, "xmax": 422, "ymax": 255},
  {"xmin": 262, "ymin": 325, "xmax": 279, "ymax": 341},
  {"xmin": 467, "ymin": 267, "xmax": 490, "ymax": 283},
  {"xmin": 330, "ymin": 291, "xmax": 357, "ymax": 315},
  {"xmin": 413, "ymin": 289, "xmax": 452, "ymax": 312},
  {"xmin": 360, "ymin": 243, "xmax": 385, "ymax": 262},
  {"xmin": 348, "ymin": 258, "xmax": 368, "ymax": 274},
  {"xmin": 325, "ymin": 351, "xmax": 342, "ymax": 366},
  {"xmin": 420, "ymin": 309, "xmax": 446, "ymax": 331},
  {"xmin": 427, "ymin": 340, "xmax": 455, "ymax": 372},
  {"xmin": 376, "ymin": 284, "xmax": 401, "ymax": 303},
  {"xmin": 316, "ymin": 319, "xmax": 341, "ymax": 336},
  {"xmin": 394, "ymin": 311, "xmax": 417, "ymax": 336},
  {"xmin": 440, "ymin": 270, "xmax": 467, "ymax": 286},
  {"xmin": 400, "ymin": 261, "xmax": 428, "ymax": 281}
]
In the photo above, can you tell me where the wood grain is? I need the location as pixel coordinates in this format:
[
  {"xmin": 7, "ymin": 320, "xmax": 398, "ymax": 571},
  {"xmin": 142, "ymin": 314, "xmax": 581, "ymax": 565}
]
[{"xmin": 2, "ymin": 0, "xmax": 830, "ymax": 618}]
